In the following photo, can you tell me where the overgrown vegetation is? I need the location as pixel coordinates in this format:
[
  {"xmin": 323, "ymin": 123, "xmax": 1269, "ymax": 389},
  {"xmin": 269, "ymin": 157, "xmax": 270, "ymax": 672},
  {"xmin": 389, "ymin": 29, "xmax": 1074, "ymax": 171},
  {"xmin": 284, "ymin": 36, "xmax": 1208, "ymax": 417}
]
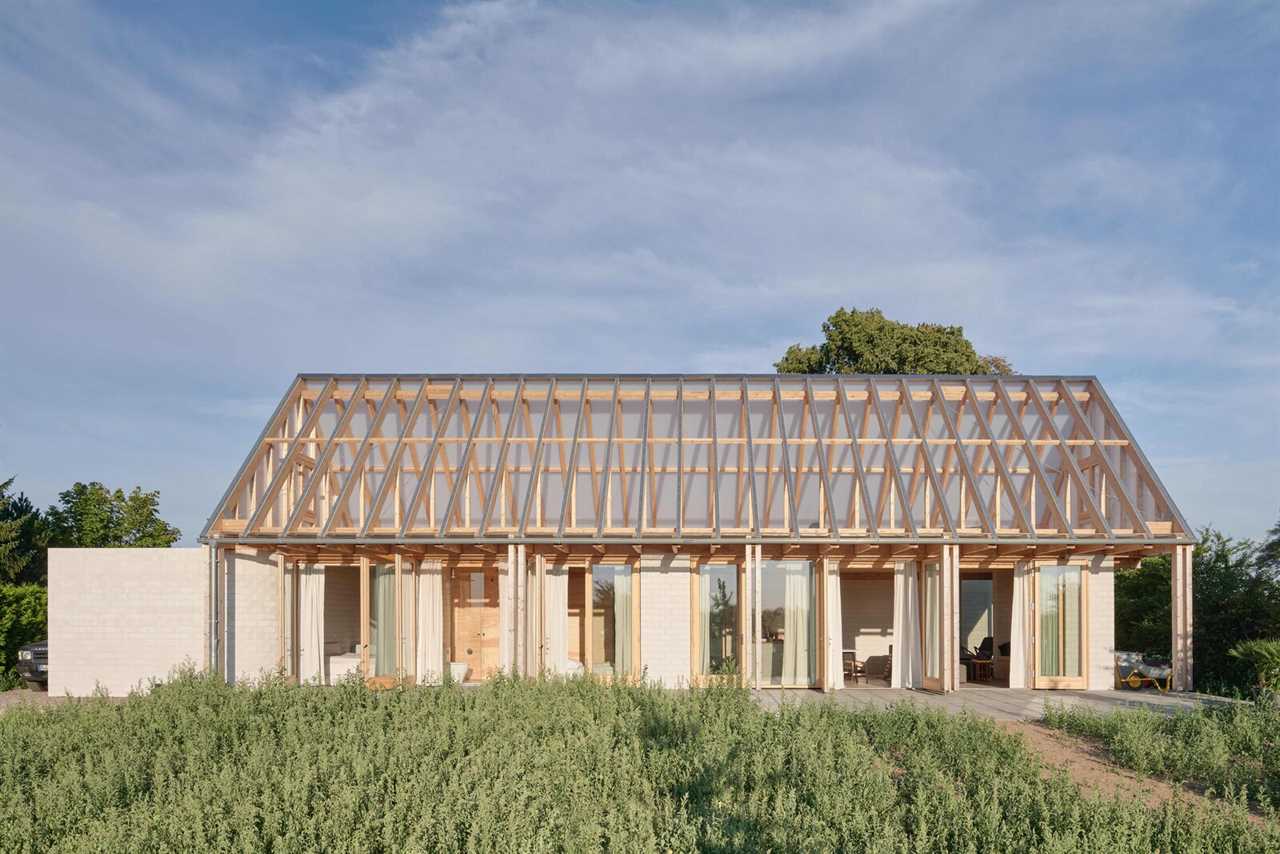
[
  {"xmin": 2, "ymin": 674, "xmax": 1275, "ymax": 852},
  {"xmin": 1043, "ymin": 698, "xmax": 1280, "ymax": 810}
]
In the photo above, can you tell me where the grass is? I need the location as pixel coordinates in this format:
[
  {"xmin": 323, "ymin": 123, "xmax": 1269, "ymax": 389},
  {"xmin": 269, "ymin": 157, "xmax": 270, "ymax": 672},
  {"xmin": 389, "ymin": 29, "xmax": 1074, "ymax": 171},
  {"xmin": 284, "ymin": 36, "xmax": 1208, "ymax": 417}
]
[
  {"xmin": 1042, "ymin": 696, "xmax": 1280, "ymax": 810},
  {"xmin": 1, "ymin": 673, "xmax": 1276, "ymax": 853}
]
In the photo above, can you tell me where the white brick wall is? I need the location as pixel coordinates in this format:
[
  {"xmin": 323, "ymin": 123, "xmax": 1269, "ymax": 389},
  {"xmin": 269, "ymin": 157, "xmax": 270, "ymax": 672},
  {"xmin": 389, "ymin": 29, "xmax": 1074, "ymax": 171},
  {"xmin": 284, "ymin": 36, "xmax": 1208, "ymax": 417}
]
[
  {"xmin": 639, "ymin": 555, "xmax": 690, "ymax": 687},
  {"xmin": 1088, "ymin": 557, "xmax": 1116, "ymax": 690},
  {"xmin": 223, "ymin": 550, "xmax": 281, "ymax": 683},
  {"xmin": 49, "ymin": 547, "xmax": 209, "ymax": 696}
]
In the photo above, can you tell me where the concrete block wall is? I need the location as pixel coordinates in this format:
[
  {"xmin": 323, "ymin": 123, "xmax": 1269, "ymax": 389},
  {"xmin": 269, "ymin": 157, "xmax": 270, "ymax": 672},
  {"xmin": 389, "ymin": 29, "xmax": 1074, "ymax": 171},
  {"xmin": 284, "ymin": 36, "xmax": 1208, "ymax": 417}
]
[
  {"xmin": 639, "ymin": 555, "xmax": 691, "ymax": 687},
  {"xmin": 49, "ymin": 547, "xmax": 209, "ymax": 696},
  {"xmin": 223, "ymin": 550, "xmax": 280, "ymax": 683},
  {"xmin": 1087, "ymin": 557, "xmax": 1116, "ymax": 690}
]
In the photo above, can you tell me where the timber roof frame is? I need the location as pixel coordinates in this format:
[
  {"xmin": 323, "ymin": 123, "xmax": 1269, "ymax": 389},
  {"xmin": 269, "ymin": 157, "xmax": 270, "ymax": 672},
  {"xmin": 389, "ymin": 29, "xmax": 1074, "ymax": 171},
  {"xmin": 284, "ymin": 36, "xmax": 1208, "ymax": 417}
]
[{"xmin": 200, "ymin": 373, "xmax": 1193, "ymax": 547}]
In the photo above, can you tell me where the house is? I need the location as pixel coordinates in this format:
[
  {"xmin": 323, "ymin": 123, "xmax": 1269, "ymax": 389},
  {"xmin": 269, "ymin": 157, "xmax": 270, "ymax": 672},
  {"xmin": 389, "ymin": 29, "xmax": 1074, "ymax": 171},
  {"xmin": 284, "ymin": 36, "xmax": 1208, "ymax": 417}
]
[{"xmin": 48, "ymin": 373, "xmax": 1195, "ymax": 696}]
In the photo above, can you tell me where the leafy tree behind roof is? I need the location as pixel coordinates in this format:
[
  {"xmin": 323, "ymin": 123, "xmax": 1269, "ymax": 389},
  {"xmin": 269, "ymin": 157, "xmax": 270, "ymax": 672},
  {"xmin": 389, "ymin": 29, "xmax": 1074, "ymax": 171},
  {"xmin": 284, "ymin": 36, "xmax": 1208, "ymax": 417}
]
[
  {"xmin": 45, "ymin": 482, "xmax": 181, "ymax": 549},
  {"xmin": 775, "ymin": 307, "xmax": 1013, "ymax": 375},
  {"xmin": 0, "ymin": 477, "xmax": 47, "ymax": 585}
]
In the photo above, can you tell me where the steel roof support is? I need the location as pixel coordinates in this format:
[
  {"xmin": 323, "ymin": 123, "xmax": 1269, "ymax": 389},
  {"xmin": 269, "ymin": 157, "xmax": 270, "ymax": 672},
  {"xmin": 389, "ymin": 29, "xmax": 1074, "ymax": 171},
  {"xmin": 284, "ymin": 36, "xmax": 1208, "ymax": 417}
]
[
  {"xmin": 555, "ymin": 378, "xmax": 590, "ymax": 539},
  {"xmin": 993, "ymin": 378, "xmax": 1072, "ymax": 536},
  {"xmin": 244, "ymin": 377, "xmax": 339, "ymax": 534},
  {"xmin": 741, "ymin": 378, "xmax": 761, "ymax": 538},
  {"xmin": 708, "ymin": 377, "xmax": 722, "ymax": 538},
  {"xmin": 594, "ymin": 378, "xmax": 621, "ymax": 537},
  {"xmin": 927, "ymin": 378, "xmax": 992, "ymax": 535},
  {"xmin": 285, "ymin": 378, "xmax": 388, "ymax": 534},
  {"xmin": 866, "ymin": 377, "xmax": 917, "ymax": 537},
  {"xmin": 478, "ymin": 377, "xmax": 527, "ymax": 536},
  {"xmin": 437, "ymin": 378, "xmax": 495, "ymax": 536},
  {"xmin": 771, "ymin": 378, "xmax": 801, "ymax": 538},
  {"xmin": 1025, "ymin": 380, "xmax": 1113, "ymax": 538},
  {"xmin": 1054, "ymin": 379, "xmax": 1151, "ymax": 538},
  {"xmin": 516, "ymin": 379, "xmax": 559, "ymax": 536},
  {"xmin": 962, "ymin": 378, "xmax": 1034, "ymax": 538},
  {"xmin": 635, "ymin": 380, "xmax": 652, "ymax": 536},
  {"xmin": 835, "ymin": 376, "xmax": 877, "ymax": 536},
  {"xmin": 395, "ymin": 379, "xmax": 463, "ymax": 537},
  {"xmin": 804, "ymin": 377, "xmax": 841, "ymax": 539},
  {"xmin": 330, "ymin": 378, "xmax": 428, "ymax": 537}
]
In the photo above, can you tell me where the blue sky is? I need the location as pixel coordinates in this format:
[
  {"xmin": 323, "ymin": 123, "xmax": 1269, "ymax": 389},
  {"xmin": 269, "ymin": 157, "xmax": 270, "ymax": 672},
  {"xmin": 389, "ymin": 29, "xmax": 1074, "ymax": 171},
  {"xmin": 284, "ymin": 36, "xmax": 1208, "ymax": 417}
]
[{"xmin": 0, "ymin": 1, "xmax": 1276, "ymax": 545}]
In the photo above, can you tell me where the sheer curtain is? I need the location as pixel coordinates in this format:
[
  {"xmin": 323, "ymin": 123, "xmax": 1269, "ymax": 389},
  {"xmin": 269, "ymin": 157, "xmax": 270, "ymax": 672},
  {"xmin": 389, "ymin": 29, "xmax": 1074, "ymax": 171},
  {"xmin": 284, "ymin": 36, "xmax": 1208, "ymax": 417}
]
[
  {"xmin": 1008, "ymin": 562, "xmax": 1031, "ymax": 688},
  {"xmin": 891, "ymin": 560, "xmax": 923, "ymax": 688},
  {"xmin": 698, "ymin": 570, "xmax": 712, "ymax": 675},
  {"xmin": 781, "ymin": 563, "xmax": 813, "ymax": 686},
  {"xmin": 297, "ymin": 564, "xmax": 326, "ymax": 685},
  {"xmin": 613, "ymin": 569, "xmax": 632, "ymax": 678},
  {"xmin": 1062, "ymin": 567, "xmax": 1081, "ymax": 677},
  {"xmin": 372, "ymin": 565, "xmax": 395, "ymax": 677},
  {"xmin": 545, "ymin": 565, "xmax": 568, "ymax": 674},
  {"xmin": 415, "ymin": 561, "xmax": 444, "ymax": 684}
]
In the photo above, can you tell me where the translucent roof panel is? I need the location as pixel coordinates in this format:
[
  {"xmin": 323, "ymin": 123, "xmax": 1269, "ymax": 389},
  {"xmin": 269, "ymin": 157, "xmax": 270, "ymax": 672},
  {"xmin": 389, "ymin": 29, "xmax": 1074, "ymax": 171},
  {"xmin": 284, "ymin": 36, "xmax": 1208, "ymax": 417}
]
[{"xmin": 201, "ymin": 374, "xmax": 1192, "ymax": 545}]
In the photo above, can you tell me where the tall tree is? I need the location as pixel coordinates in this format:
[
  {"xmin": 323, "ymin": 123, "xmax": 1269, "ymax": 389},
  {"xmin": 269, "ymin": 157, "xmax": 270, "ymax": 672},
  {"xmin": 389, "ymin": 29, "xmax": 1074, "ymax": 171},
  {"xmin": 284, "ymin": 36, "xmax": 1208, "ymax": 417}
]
[
  {"xmin": 0, "ymin": 477, "xmax": 47, "ymax": 585},
  {"xmin": 45, "ymin": 482, "xmax": 181, "ymax": 549},
  {"xmin": 775, "ymin": 307, "xmax": 1013, "ymax": 375}
]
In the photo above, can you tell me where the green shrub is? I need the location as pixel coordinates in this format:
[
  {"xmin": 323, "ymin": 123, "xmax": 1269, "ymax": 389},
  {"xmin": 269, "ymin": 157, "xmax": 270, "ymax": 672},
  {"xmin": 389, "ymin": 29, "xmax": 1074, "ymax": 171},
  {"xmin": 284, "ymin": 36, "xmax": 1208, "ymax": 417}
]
[
  {"xmin": 0, "ymin": 674, "xmax": 1275, "ymax": 852},
  {"xmin": 0, "ymin": 584, "xmax": 46, "ymax": 689},
  {"xmin": 1228, "ymin": 639, "xmax": 1280, "ymax": 691},
  {"xmin": 1044, "ymin": 698, "xmax": 1280, "ymax": 807}
]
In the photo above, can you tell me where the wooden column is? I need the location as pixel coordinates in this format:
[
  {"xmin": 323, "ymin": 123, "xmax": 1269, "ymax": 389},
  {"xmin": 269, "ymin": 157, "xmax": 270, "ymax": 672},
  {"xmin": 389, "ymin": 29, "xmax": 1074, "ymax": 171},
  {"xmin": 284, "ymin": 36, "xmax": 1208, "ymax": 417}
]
[
  {"xmin": 942, "ymin": 544, "xmax": 961, "ymax": 693},
  {"xmin": 1172, "ymin": 545, "xmax": 1194, "ymax": 692}
]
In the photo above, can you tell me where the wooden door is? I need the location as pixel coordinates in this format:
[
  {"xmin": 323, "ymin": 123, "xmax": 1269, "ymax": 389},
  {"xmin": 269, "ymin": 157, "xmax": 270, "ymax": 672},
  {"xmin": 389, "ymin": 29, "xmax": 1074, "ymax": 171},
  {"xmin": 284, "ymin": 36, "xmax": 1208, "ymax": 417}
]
[
  {"xmin": 1032, "ymin": 564, "xmax": 1088, "ymax": 689},
  {"xmin": 452, "ymin": 567, "xmax": 499, "ymax": 680}
]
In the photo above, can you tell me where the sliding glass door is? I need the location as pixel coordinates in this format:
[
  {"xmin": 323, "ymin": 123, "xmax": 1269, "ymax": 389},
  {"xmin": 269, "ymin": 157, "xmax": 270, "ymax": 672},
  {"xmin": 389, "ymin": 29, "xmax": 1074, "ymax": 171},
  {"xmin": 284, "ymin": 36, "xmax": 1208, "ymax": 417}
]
[
  {"xmin": 698, "ymin": 563, "xmax": 740, "ymax": 677},
  {"xmin": 760, "ymin": 560, "xmax": 815, "ymax": 687},
  {"xmin": 1033, "ymin": 564, "xmax": 1087, "ymax": 689}
]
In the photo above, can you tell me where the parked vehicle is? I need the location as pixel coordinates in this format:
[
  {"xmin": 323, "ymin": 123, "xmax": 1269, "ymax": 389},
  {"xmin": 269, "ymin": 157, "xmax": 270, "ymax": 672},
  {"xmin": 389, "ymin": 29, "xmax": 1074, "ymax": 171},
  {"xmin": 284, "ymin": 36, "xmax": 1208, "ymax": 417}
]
[{"xmin": 16, "ymin": 640, "xmax": 48, "ymax": 690}]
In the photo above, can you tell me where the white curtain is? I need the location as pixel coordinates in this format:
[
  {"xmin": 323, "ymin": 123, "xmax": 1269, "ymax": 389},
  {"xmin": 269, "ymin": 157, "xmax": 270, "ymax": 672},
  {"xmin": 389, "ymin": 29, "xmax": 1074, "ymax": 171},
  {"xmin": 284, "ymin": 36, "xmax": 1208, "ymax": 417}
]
[
  {"xmin": 525, "ymin": 565, "xmax": 541, "ymax": 674},
  {"xmin": 297, "ymin": 564, "xmax": 326, "ymax": 685},
  {"xmin": 781, "ymin": 565, "xmax": 812, "ymax": 685},
  {"xmin": 498, "ymin": 559, "xmax": 511, "ymax": 673},
  {"xmin": 415, "ymin": 561, "xmax": 444, "ymax": 684},
  {"xmin": 891, "ymin": 561, "xmax": 923, "ymax": 688},
  {"xmin": 825, "ymin": 560, "xmax": 843, "ymax": 689},
  {"xmin": 613, "ymin": 569, "xmax": 632, "ymax": 678},
  {"xmin": 1009, "ymin": 562, "xmax": 1032, "ymax": 689},
  {"xmin": 371, "ymin": 566, "xmax": 396, "ymax": 677},
  {"xmin": 698, "ymin": 570, "xmax": 712, "ymax": 675},
  {"xmin": 545, "ymin": 564, "xmax": 568, "ymax": 674}
]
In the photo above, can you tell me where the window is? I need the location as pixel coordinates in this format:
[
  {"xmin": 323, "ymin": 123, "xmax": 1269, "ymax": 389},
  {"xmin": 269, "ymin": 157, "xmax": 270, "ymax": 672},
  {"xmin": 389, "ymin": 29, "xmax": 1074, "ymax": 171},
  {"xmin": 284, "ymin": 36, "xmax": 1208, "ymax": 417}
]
[{"xmin": 699, "ymin": 564, "xmax": 739, "ymax": 676}]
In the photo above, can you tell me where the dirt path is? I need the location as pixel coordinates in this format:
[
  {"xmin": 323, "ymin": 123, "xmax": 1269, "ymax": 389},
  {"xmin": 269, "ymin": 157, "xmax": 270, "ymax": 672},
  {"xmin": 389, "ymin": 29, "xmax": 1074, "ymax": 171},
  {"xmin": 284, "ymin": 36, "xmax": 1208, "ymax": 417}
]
[{"xmin": 1000, "ymin": 720, "xmax": 1186, "ymax": 807}]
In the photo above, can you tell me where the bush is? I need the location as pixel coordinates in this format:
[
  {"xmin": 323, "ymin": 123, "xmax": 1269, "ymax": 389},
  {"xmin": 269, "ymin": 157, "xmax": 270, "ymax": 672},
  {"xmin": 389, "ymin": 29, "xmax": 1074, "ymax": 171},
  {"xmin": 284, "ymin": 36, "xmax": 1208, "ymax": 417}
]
[
  {"xmin": 0, "ymin": 584, "xmax": 46, "ymax": 690},
  {"xmin": 1228, "ymin": 639, "xmax": 1280, "ymax": 692},
  {"xmin": 1043, "ymin": 698, "xmax": 1280, "ymax": 807},
  {"xmin": 0, "ymin": 674, "xmax": 1276, "ymax": 852}
]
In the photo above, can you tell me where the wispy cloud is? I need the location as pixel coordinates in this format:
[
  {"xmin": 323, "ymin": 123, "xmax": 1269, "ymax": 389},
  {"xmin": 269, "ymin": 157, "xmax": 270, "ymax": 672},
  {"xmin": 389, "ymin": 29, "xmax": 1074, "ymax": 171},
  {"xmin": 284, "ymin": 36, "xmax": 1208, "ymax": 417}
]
[{"xmin": 0, "ymin": 0, "xmax": 1276, "ymax": 541}]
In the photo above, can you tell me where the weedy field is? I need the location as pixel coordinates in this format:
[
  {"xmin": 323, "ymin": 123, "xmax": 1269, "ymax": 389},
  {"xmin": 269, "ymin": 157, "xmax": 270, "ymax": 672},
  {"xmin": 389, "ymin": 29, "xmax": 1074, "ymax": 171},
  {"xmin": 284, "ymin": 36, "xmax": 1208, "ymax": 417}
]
[
  {"xmin": 1, "ymin": 673, "xmax": 1276, "ymax": 853},
  {"xmin": 1043, "ymin": 696, "xmax": 1280, "ymax": 810}
]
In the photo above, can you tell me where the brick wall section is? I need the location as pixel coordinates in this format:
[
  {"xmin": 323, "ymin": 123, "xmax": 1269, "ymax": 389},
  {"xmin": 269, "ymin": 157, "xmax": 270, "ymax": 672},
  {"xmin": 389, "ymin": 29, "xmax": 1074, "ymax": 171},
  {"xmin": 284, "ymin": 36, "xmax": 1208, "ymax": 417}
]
[
  {"xmin": 1087, "ymin": 557, "xmax": 1116, "ymax": 690},
  {"xmin": 223, "ymin": 550, "xmax": 281, "ymax": 683},
  {"xmin": 49, "ymin": 547, "xmax": 209, "ymax": 696},
  {"xmin": 639, "ymin": 555, "xmax": 690, "ymax": 687}
]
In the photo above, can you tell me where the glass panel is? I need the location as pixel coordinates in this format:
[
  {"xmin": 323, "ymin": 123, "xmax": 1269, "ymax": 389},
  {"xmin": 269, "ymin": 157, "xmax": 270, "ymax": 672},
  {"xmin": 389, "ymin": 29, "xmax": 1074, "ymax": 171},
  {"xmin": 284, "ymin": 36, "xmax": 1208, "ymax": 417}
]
[
  {"xmin": 1037, "ymin": 565, "xmax": 1082, "ymax": 679},
  {"xmin": 370, "ymin": 564, "xmax": 396, "ymax": 677},
  {"xmin": 700, "ymin": 564, "xmax": 739, "ymax": 676},
  {"xmin": 924, "ymin": 563, "xmax": 940, "ymax": 679},
  {"xmin": 959, "ymin": 579, "xmax": 993, "ymax": 653},
  {"xmin": 760, "ymin": 560, "xmax": 816, "ymax": 686},
  {"xmin": 591, "ymin": 565, "xmax": 632, "ymax": 677}
]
